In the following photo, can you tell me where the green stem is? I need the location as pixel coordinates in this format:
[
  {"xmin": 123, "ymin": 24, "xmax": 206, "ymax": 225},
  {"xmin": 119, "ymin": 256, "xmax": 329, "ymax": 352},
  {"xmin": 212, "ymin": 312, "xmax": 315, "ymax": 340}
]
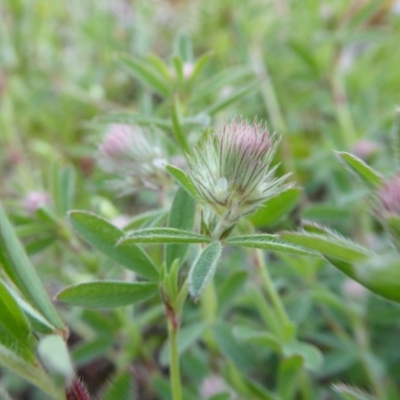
[
  {"xmin": 168, "ymin": 319, "xmax": 182, "ymax": 400},
  {"xmin": 254, "ymin": 248, "xmax": 292, "ymax": 333}
]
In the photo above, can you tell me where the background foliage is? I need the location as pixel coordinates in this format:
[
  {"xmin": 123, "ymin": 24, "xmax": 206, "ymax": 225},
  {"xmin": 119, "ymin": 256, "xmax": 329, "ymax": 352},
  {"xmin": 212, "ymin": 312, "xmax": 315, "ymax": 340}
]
[{"xmin": 1, "ymin": 0, "xmax": 400, "ymax": 399}]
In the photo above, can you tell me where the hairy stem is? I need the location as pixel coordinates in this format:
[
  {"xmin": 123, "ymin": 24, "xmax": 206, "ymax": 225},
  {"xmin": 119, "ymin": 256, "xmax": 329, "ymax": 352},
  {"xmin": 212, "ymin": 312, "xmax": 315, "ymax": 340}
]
[
  {"xmin": 168, "ymin": 318, "xmax": 182, "ymax": 400},
  {"xmin": 254, "ymin": 248, "xmax": 292, "ymax": 334}
]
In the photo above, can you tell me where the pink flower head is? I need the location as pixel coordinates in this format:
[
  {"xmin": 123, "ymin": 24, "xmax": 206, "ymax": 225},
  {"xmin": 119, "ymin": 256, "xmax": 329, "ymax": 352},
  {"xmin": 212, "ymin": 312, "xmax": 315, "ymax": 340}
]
[
  {"xmin": 188, "ymin": 119, "xmax": 292, "ymax": 238},
  {"xmin": 200, "ymin": 375, "xmax": 231, "ymax": 399},
  {"xmin": 99, "ymin": 124, "xmax": 132, "ymax": 158},
  {"xmin": 343, "ymin": 279, "xmax": 367, "ymax": 301},
  {"xmin": 377, "ymin": 174, "xmax": 400, "ymax": 216},
  {"xmin": 23, "ymin": 191, "xmax": 50, "ymax": 214},
  {"xmin": 97, "ymin": 124, "xmax": 170, "ymax": 195},
  {"xmin": 66, "ymin": 376, "xmax": 90, "ymax": 400},
  {"xmin": 352, "ymin": 140, "xmax": 379, "ymax": 160}
]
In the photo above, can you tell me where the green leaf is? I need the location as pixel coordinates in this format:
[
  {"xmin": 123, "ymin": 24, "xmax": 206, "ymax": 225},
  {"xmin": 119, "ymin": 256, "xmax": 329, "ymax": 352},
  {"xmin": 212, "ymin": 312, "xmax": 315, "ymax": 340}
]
[
  {"xmin": 189, "ymin": 242, "xmax": 222, "ymax": 298},
  {"xmin": 69, "ymin": 211, "xmax": 158, "ymax": 281},
  {"xmin": 204, "ymin": 82, "xmax": 258, "ymax": 115},
  {"xmin": 123, "ymin": 209, "xmax": 168, "ymax": 231},
  {"xmin": 283, "ymin": 342, "xmax": 323, "ymax": 371},
  {"xmin": 119, "ymin": 54, "xmax": 170, "ymax": 97},
  {"xmin": 101, "ymin": 371, "xmax": 136, "ymax": 400},
  {"xmin": 119, "ymin": 227, "xmax": 210, "ymax": 245},
  {"xmin": 171, "ymin": 95, "xmax": 189, "ymax": 153},
  {"xmin": 349, "ymin": 254, "xmax": 400, "ymax": 303},
  {"xmin": 0, "ymin": 202, "xmax": 63, "ymax": 329},
  {"xmin": 250, "ymin": 188, "xmax": 301, "ymax": 227},
  {"xmin": 166, "ymin": 165, "xmax": 199, "ymax": 199},
  {"xmin": 37, "ymin": 335, "xmax": 74, "ymax": 386},
  {"xmin": 56, "ymin": 281, "xmax": 158, "ymax": 308},
  {"xmin": 188, "ymin": 51, "xmax": 213, "ymax": 85},
  {"xmin": 336, "ymin": 151, "xmax": 383, "ymax": 188},
  {"xmin": 0, "ymin": 344, "xmax": 64, "ymax": 400},
  {"xmin": 172, "ymin": 56, "xmax": 184, "ymax": 85},
  {"xmin": 278, "ymin": 355, "xmax": 303, "ymax": 400},
  {"xmin": 208, "ymin": 394, "xmax": 231, "ymax": 400},
  {"xmin": 385, "ymin": 214, "xmax": 400, "ymax": 250},
  {"xmin": 0, "ymin": 281, "xmax": 34, "ymax": 357},
  {"xmin": 145, "ymin": 54, "xmax": 173, "ymax": 82},
  {"xmin": 191, "ymin": 67, "xmax": 253, "ymax": 103},
  {"xmin": 225, "ymin": 234, "xmax": 317, "ymax": 256},
  {"xmin": 332, "ymin": 384, "xmax": 376, "ymax": 400},
  {"xmin": 50, "ymin": 163, "xmax": 75, "ymax": 216},
  {"xmin": 280, "ymin": 231, "xmax": 372, "ymax": 262},
  {"xmin": 302, "ymin": 204, "xmax": 353, "ymax": 226},
  {"xmin": 165, "ymin": 187, "xmax": 196, "ymax": 269},
  {"xmin": 160, "ymin": 321, "xmax": 208, "ymax": 366},
  {"xmin": 233, "ymin": 326, "xmax": 282, "ymax": 353}
]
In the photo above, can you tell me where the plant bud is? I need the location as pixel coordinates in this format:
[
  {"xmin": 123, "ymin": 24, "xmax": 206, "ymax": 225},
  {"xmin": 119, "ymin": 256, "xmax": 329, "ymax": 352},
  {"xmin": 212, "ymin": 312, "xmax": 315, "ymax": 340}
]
[
  {"xmin": 98, "ymin": 124, "xmax": 171, "ymax": 195},
  {"xmin": 66, "ymin": 377, "xmax": 90, "ymax": 400},
  {"xmin": 188, "ymin": 119, "xmax": 292, "ymax": 239},
  {"xmin": 377, "ymin": 174, "xmax": 400, "ymax": 249},
  {"xmin": 378, "ymin": 174, "xmax": 400, "ymax": 217},
  {"xmin": 23, "ymin": 191, "xmax": 50, "ymax": 214}
]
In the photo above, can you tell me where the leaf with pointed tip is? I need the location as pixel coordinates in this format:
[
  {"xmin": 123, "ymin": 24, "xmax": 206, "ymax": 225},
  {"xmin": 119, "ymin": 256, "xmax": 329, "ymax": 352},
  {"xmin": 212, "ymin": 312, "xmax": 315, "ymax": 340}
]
[
  {"xmin": 165, "ymin": 188, "xmax": 196, "ymax": 269},
  {"xmin": 119, "ymin": 54, "xmax": 170, "ymax": 96},
  {"xmin": 225, "ymin": 234, "xmax": 317, "ymax": 256},
  {"xmin": 204, "ymin": 82, "xmax": 258, "ymax": 115},
  {"xmin": 37, "ymin": 335, "xmax": 74, "ymax": 386},
  {"xmin": 123, "ymin": 209, "xmax": 167, "ymax": 231},
  {"xmin": 280, "ymin": 231, "xmax": 372, "ymax": 262},
  {"xmin": 69, "ymin": 211, "xmax": 158, "ymax": 281},
  {"xmin": 0, "ymin": 344, "xmax": 64, "ymax": 400},
  {"xmin": 189, "ymin": 242, "xmax": 222, "ymax": 298},
  {"xmin": 0, "ymin": 202, "xmax": 63, "ymax": 329},
  {"xmin": 282, "ymin": 342, "xmax": 323, "ymax": 371},
  {"xmin": 119, "ymin": 228, "xmax": 210, "ymax": 246},
  {"xmin": 0, "ymin": 281, "xmax": 34, "ymax": 359},
  {"xmin": 250, "ymin": 188, "xmax": 301, "ymax": 227},
  {"xmin": 336, "ymin": 151, "xmax": 383, "ymax": 188},
  {"xmin": 56, "ymin": 281, "xmax": 158, "ymax": 308},
  {"xmin": 166, "ymin": 165, "xmax": 199, "ymax": 199}
]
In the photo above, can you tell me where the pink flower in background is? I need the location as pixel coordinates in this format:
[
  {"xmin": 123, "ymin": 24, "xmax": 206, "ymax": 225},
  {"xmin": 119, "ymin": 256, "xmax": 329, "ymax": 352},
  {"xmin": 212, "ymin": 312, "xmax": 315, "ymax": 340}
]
[
  {"xmin": 377, "ymin": 174, "xmax": 400, "ymax": 216},
  {"xmin": 23, "ymin": 191, "xmax": 50, "ymax": 214},
  {"xmin": 352, "ymin": 139, "xmax": 379, "ymax": 160},
  {"xmin": 99, "ymin": 124, "xmax": 132, "ymax": 158},
  {"xmin": 200, "ymin": 375, "xmax": 232, "ymax": 399},
  {"xmin": 98, "ymin": 123, "xmax": 170, "ymax": 195}
]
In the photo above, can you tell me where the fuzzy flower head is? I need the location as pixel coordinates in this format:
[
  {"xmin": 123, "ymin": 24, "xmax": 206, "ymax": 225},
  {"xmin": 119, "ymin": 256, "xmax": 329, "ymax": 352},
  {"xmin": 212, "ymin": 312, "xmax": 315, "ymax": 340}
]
[
  {"xmin": 98, "ymin": 124, "xmax": 170, "ymax": 195},
  {"xmin": 188, "ymin": 119, "xmax": 292, "ymax": 239},
  {"xmin": 376, "ymin": 173, "xmax": 400, "ymax": 250},
  {"xmin": 377, "ymin": 174, "xmax": 400, "ymax": 217},
  {"xmin": 23, "ymin": 191, "xmax": 50, "ymax": 214}
]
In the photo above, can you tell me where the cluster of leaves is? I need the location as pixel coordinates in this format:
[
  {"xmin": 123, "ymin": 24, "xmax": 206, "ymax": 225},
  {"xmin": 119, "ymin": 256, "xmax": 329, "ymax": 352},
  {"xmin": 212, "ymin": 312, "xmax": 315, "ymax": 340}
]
[{"xmin": 1, "ymin": 1, "xmax": 400, "ymax": 400}]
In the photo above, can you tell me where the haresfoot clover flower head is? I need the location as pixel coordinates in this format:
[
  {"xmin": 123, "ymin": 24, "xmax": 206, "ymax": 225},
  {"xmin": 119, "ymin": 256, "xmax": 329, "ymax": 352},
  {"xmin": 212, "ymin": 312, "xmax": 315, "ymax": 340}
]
[
  {"xmin": 376, "ymin": 173, "xmax": 400, "ymax": 250},
  {"xmin": 98, "ymin": 123, "xmax": 171, "ymax": 195},
  {"xmin": 188, "ymin": 119, "xmax": 292, "ymax": 239},
  {"xmin": 377, "ymin": 174, "xmax": 400, "ymax": 217}
]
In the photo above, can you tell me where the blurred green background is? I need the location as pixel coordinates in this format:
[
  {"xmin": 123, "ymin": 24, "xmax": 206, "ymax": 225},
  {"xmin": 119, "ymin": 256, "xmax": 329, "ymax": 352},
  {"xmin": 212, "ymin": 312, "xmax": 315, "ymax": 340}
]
[{"xmin": 1, "ymin": 0, "xmax": 400, "ymax": 399}]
